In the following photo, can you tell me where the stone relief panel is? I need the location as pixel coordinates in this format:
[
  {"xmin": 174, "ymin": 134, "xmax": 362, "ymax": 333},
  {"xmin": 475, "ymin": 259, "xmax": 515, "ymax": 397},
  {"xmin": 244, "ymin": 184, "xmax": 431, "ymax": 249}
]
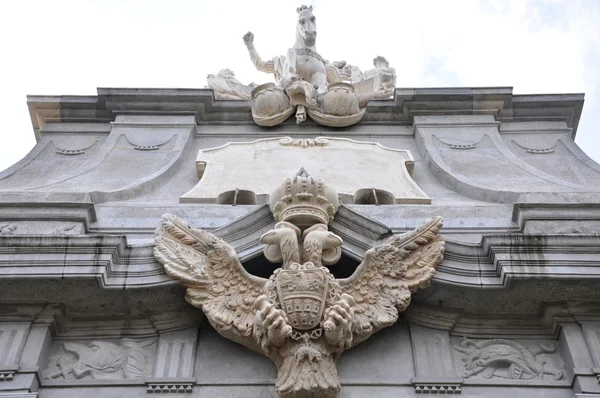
[
  {"xmin": 181, "ymin": 136, "xmax": 430, "ymax": 205},
  {"xmin": 39, "ymin": 133, "xmax": 182, "ymax": 193},
  {"xmin": 432, "ymin": 134, "xmax": 580, "ymax": 195},
  {"xmin": 0, "ymin": 117, "xmax": 196, "ymax": 202},
  {"xmin": 414, "ymin": 117, "xmax": 596, "ymax": 203},
  {"xmin": 44, "ymin": 338, "xmax": 156, "ymax": 380},
  {"xmin": 508, "ymin": 136, "xmax": 600, "ymax": 189},
  {"xmin": 451, "ymin": 337, "xmax": 565, "ymax": 381},
  {"xmin": 0, "ymin": 135, "xmax": 104, "ymax": 191}
]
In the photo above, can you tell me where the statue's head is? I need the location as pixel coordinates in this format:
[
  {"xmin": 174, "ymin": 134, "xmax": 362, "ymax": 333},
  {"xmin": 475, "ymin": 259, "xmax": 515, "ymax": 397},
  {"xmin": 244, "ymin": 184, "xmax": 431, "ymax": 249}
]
[
  {"xmin": 217, "ymin": 68, "xmax": 235, "ymax": 79},
  {"xmin": 296, "ymin": 5, "xmax": 317, "ymax": 47},
  {"xmin": 373, "ymin": 56, "xmax": 389, "ymax": 68}
]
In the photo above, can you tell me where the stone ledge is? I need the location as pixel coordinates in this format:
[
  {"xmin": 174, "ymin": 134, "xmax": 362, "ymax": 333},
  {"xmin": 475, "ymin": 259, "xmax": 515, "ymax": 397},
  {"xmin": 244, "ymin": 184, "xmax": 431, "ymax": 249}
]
[
  {"xmin": 2, "ymin": 231, "xmax": 600, "ymax": 290},
  {"xmin": 415, "ymin": 384, "xmax": 462, "ymax": 394},
  {"xmin": 41, "ymin": 379, "xmax": 144, "ymax": 387}
]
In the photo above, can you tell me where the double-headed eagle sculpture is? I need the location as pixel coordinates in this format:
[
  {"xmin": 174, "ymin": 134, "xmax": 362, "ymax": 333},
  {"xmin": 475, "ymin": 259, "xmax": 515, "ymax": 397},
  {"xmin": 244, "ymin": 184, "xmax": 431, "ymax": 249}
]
[{"xmin": 154, "ymin": 172, "xmax": 444, "ymax": 398}]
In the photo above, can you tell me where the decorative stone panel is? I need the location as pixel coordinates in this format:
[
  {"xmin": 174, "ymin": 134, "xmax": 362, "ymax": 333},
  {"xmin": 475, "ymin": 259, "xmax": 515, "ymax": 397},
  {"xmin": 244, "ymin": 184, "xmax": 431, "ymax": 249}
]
[
  {"xmin": 43, "ymin": 338, "xmax": 157, "ymax": 380},
  {"xmin": 451, "ymin": 337, "xmax": 566, "ymax": 381},
  {"xmin": 181, "ymin": 136, "xmax": 430, "ymax": 205}
]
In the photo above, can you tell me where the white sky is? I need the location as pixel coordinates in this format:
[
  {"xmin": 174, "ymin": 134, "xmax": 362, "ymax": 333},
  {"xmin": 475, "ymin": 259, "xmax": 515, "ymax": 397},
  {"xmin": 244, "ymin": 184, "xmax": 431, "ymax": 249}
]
[{"xmin": 0, "ymin": 0, "xmax": 599, "ymax": 172}]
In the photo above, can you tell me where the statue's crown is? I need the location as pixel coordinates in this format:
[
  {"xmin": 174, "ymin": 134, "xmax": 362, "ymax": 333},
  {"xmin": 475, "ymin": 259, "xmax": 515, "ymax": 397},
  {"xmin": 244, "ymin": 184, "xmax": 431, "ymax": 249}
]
[
  {"xmin": 296, "ymin": 5, "xmax": 313, "ymax": 13},
  {"xmin": 269, "ymin": 169, "xmax": 339, "ymax": 228}
]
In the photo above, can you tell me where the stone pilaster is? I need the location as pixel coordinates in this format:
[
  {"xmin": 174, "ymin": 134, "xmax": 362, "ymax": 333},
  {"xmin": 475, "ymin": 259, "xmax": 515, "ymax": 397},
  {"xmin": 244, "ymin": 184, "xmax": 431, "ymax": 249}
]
[
  {"xmin": 560, "ymin": 323, "xmax": 600, "ymax": 394},
  {"xmin": 146, "ymin": 327, "xmax": 197, "ymax": 393},
  {"xmin": 0, "ymin": 306, "xmax": 56, "ymax": 398},
  {"xmin": 409, "ymin": 324, "xmax": 462, "ymax": 393}
]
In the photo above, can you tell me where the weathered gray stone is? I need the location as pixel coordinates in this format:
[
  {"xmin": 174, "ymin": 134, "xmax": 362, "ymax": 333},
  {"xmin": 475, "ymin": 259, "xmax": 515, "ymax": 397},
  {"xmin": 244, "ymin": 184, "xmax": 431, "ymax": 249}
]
[{"xmin": 0, "ymin": 82, "xmax": 598, "ymax": 397}]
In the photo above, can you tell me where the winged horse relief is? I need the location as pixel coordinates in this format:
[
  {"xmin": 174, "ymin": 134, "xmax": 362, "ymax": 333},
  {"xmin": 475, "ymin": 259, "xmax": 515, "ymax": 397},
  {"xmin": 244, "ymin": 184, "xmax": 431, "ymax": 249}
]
[
  {"xmin": 206, "ymin": 5, "xmax": 396, "ymax": 127},
  {"xmin": 154, "ymin": 209, "xmax": 444, "ymax": 397}
]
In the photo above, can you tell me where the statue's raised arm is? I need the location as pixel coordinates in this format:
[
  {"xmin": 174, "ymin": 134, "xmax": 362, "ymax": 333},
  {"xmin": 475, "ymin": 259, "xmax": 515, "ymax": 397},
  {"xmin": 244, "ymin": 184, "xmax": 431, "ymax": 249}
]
[{"xmin": 243, "ymin": 32, "xmax": 275, "ymax": 75}]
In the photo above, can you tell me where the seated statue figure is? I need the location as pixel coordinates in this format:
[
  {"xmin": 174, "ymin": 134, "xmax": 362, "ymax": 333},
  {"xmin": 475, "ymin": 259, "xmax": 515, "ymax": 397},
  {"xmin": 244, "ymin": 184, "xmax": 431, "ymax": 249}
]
[
  {"xmin": 206, "ymin": 69, "xmax": 253, "ymax": 101},
  {"xmin": 364, "ymin": 56, "xmax": 397, "ymax": 98}
]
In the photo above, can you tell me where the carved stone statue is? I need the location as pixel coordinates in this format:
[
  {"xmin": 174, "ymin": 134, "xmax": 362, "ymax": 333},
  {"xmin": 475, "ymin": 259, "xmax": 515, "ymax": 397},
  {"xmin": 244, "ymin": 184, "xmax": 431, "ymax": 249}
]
[
  {"xmin": 154, "ymin": 171, "xmax": 444, "ymax": 398},
  {"xmin": 206, "ymin": 69, "xmax": 253, "ymax": 101},
  {"xmin": 364, "ymin": 56, "xmax": 397, "ymax": 98},
  {"xmin": 332, "ymin": 60, "xmax": 364, "ymax": 83},
  {"xmin": 206, "ymin": 5, "xmax": 397, "ymax": 127}
]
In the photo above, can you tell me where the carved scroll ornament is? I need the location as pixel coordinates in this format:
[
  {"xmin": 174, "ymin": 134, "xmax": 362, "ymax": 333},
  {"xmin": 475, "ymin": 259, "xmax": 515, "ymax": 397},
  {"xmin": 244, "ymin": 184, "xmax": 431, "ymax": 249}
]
[{"xmin": 154, "ymin": 173, "xmax": 444, "ymax": 397}]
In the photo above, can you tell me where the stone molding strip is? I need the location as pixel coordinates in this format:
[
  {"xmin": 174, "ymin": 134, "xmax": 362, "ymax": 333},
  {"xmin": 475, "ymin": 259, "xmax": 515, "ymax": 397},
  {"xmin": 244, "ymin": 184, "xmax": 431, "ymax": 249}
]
[
  {"xmin": 1, "ymin": 232, "xmax": 600, "ymax": 289},
  {"xmin": 407, "ymin": 302, "xmax": 600, "ymax": 337}
]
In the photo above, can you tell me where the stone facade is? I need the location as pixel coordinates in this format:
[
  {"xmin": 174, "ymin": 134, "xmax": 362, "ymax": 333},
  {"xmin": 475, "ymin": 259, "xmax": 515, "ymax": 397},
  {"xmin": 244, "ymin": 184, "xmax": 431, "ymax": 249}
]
[{"xmin": 0, "ymin": 86, "xmax": 599, "ymax": 397}]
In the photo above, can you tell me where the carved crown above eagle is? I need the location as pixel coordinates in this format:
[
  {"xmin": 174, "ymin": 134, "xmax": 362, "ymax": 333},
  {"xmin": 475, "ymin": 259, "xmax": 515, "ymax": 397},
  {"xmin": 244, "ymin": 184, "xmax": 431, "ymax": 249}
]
[{"xmin": 269, "ymin": 168, "xmax": 339, "ymax": 228}]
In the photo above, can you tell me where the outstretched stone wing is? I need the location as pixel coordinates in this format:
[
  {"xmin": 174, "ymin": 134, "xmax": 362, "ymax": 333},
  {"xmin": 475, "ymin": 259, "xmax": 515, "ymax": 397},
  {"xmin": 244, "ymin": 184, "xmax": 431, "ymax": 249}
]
[
  {"xmin": 339, "ymin": 216, "xmax": 445, "ymax": 342},
  {"xmin": 154, "ymin": 214, "xmax": 267, "ymax": 339}
]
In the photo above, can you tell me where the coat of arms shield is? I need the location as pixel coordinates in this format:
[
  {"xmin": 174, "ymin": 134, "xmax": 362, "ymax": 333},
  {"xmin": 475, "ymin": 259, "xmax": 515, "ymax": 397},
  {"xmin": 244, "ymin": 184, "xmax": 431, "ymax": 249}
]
[{"xmin": 275, "ymin": 266, "xmax": 329, "ymax": 330}]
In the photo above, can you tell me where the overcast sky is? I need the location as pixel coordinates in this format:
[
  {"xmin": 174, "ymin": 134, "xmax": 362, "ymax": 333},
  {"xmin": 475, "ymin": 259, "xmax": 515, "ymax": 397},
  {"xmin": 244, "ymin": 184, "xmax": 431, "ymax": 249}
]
[{"xmin": 0, "ymin": 0, "xmax": 598, "ymax": 172}]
